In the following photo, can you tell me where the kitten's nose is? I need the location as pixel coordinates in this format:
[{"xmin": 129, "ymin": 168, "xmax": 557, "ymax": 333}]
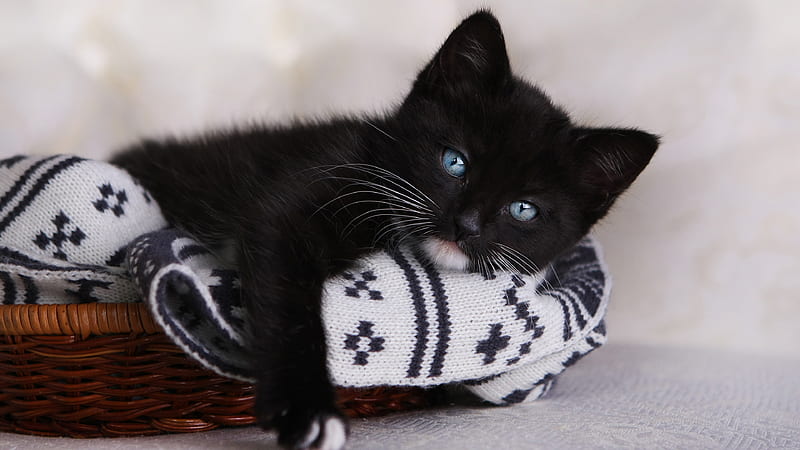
[{"xmin": 455, "ymin": 209, "xmax": 481, "ymax": 239}]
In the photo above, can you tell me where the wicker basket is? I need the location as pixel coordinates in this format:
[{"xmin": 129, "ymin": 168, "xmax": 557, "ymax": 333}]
[{"xmin": 0, "ymin": 303, "xmax": 432, "ymax": 438}]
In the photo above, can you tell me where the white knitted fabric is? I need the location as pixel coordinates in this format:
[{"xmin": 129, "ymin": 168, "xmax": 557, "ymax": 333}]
[
  {"xmin": 0, "ymin": 155, "xmax": 167, "ymax": 267},
  {"xmin": 0, "ymin": 155, "xmax": 610, "ymax": 405},
  {"xmin": 0, "ymin": 155, "xmax": 165, "ymax": 303}
]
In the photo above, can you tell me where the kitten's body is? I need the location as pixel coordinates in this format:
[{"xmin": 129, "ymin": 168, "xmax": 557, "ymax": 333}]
[{"xmin": 113, "ymin": 11, "xmax": 658, "ymax": 450}]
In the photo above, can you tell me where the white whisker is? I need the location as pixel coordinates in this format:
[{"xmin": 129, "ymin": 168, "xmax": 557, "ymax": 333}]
[
  {"xmin": 343, "ymin": 210, "xmax": 431, "ymax": 237},
  {"xmin": 320, "ymin": 163, "xmax": 439, "ymax": 211},
  {"xmin": 304, "ymin": 163, "xmax": 440, "ymax": 247},
  {"xmin": 363, "ymin": 119, "xmax": 398, "ymax": 142},
  {"xmin": 318, "ymin": 175, "xmax": 431, "ymax": 211},
  {"xmin": 311, "ymin": 165, "xmax": 430, "ymax": 208}
]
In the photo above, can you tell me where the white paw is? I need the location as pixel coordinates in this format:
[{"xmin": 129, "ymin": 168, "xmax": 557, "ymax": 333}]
[
  {"xmin": 318, "ymin": 417, "xmax": 347, "ymax": 450},
  {"xmin": 298, "ymin": 419, "xmax": 321, "ymax": 449}
]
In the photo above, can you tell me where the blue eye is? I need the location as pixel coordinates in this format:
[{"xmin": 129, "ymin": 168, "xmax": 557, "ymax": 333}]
[
  {"xmin": 442, "ymin": 148, "xmax": 467, "ymax": 178},
  {"xmin": 509, "ymin": 201, "xmax": 539, "ymax": 221}
]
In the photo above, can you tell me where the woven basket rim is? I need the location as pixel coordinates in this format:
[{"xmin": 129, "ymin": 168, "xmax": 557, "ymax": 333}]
[{"xmin": 0, "ymin": 303, "xmax": 160, "ymax": 338}]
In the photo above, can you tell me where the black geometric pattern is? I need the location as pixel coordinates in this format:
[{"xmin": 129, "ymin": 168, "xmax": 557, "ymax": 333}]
[
  {"xmin": 0, "ymin": 156, "xmax": 84, "ymax": 237},
  {"xmin": 501, "ymin": 373, "xmax": 557, "ymax": 405},
  {"xmin": 19, "ymin": 274, "xmax": 38, "ymax": 304},
  {"xmin": 0, "ymin": 155, "xmax": 25, "ymax": 169},
  {"xmin": 93, "ymin": 183, "xmax": 128, "ymax": 217},
  {"xmin": 104, "ymin": 246, "xmax": 128, "ymax": 267},
  {"xmin": 0, "ymin": 272, "xmax": 16, "ymax": 304},
  {"xmin": 503, "ymin": 275, "xmax": 545, "ymax": 366},
  {"xmin": 344, "ymin": 320, "xmax": 385, "ymax": 365},
  {"xmin": 33, "ymin": 211, "xmax": 86, "ymax": 260},
  {"xmin": 343, "ymin": 270, "xmax": 383, "ymax": 300},
  {"xmin": 392, "ymin": 249, "xmax": 428, "ymax": 378},
  {"xmin": 502, "ymin": 388, "xmax": 534, "ymax": 404},
  {"xmin": 476, "ymin": 323, "xmax": 510, "ymax": 364},
  {"xmin": 546, "ymin": 243, "xmax": 604, "ymax": 314},
  {"xmin": 209, "ymin": 269, "xmax": 245, "ymax": 329},
  {"xmin": 65, "ymin": 279, "xmax": 112, "ymax": 303}
]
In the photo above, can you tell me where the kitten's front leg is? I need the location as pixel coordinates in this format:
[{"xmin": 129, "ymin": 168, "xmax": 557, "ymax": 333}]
[{"xmin": 240, "ymin": 241, "xmax": 348, "ymax": 450}]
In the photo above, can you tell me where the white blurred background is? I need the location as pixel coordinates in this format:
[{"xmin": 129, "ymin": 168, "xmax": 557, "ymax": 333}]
[{"xmin": 1, "ymin": 1, "xmax": 798, "ymax": 359}]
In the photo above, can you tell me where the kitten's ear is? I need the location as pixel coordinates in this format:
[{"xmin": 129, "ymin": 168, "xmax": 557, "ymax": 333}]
[
  {"xmin": 413, "ymin": 10, "xmax": 511, "ymax": 95},
  {"xmin": 573, "ymin": 128, "xmax": 660, "ymax": 209}
]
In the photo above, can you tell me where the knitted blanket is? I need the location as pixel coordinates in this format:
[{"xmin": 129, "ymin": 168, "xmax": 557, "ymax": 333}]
[{"xmin": 0, "ymin": 155, "xmax": 609, "ymax": 405}]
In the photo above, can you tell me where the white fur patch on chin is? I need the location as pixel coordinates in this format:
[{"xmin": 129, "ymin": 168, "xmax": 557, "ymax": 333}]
[{"xmin": 421, "ymin": 237, "xmax": 470, "ymax": 272}]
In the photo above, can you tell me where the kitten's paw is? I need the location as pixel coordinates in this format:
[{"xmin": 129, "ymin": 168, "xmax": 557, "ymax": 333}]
[
  {"xmin": 276, "ymin": 409, "xmax": 348, "ymax": 450},
  {"xmin": 256, "ymin": 395, "xmax": 348, "ymax": 450}
]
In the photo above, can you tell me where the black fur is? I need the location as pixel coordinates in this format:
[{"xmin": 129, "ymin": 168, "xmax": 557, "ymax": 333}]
[{"xmin": 112, "ymin": 10, "xmax": 658, "ymax": 448}]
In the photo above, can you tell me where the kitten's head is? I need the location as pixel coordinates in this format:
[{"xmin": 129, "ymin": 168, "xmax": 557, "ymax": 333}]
[{"xmin": 380, "ymin": 11, "xmax": 658, "ymax": 274}]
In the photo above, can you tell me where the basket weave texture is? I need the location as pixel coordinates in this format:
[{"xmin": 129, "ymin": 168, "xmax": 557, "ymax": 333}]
[{"xmin": 0, "ymin": 304, "xmax": 431, "ymax": 438}]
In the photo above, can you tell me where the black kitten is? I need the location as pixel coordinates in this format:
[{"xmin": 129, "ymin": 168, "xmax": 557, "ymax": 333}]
[{"xmin": 112, "ymin": 10, "xmax": 658, "ymax": 450}]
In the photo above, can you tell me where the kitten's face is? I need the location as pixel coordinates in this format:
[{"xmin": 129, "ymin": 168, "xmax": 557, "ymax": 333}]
[
  {"xmin": 399, "ymin": 88, "xmax": 583, "ymax": 274},
  {"xmin": 380, "ymin": 11, "xmax": 658, "ymax": 275}
]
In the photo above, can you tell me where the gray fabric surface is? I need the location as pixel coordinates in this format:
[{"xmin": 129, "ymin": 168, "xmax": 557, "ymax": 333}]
[{"xmin": 2, "ymin": 343, "xmax": 799, "ymax": 449}]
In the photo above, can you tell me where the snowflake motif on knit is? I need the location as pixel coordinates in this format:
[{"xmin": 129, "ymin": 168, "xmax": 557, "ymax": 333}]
[
  {"xmin": 33, "ymin": 211, "xmax": 86, "ymax": 261},
  {"xmin": 344, "ymin": 320, "xmax": 385, "ymax": 365},
  {"xmin": 93, "ymin": 183, "xmax": 128, "ymax": 217},
  {"xmin": 342, "ymin": 270, "xmax": 383, "ymax": 300},
  {"xmin": 476, "ymin": 323, "xmax": 511, "ymax": 364}
]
